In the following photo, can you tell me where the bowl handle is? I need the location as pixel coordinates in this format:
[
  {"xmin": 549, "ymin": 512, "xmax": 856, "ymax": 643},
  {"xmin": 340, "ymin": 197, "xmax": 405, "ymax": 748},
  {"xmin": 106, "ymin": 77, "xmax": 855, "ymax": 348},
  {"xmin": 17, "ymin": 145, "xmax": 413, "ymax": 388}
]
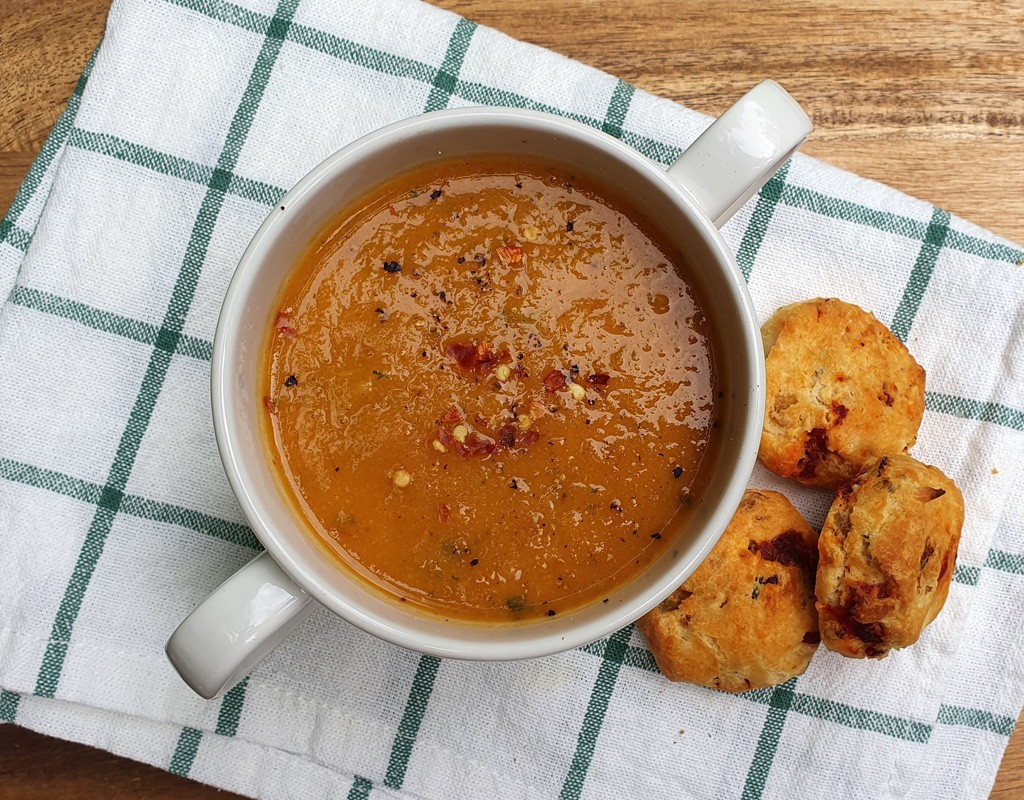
[
  {"xmin": 666, "ymin": 80, "xmax": 812, "ymax": 228},
  {"xmin": 165, "ymin": 551, "xmax": 314, "ymax": 699}
]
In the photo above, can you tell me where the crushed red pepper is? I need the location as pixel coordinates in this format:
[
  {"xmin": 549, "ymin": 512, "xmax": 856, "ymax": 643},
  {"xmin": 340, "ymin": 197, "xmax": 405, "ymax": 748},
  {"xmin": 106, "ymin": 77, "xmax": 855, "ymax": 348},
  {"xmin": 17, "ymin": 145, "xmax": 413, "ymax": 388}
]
[
  {"xmin": 446, "ymin": 339, "xmax": 510, "ymax": 376},
  {"xmin": 543, "ymin": 370, "xmax": 567, "ymax": 392},
  {"xmin": 274, "ymin": 310, "xmax": 296, "ymax": 338}
]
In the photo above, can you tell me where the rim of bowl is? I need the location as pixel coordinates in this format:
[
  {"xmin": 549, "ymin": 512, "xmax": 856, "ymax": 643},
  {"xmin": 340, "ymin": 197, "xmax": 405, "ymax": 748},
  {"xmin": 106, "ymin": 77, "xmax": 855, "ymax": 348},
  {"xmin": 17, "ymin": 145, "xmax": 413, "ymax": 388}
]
[{"xmin": 211, "ymin": 106, "xmax": 766, "ymax": 660}]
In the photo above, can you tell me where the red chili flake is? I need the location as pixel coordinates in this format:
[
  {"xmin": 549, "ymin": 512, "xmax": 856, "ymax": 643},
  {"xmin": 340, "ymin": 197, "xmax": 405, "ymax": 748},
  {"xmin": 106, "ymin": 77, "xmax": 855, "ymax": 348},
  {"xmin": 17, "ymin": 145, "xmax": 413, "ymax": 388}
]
[
  {"xmin": 461, "ymin": 431, "xmax": 496, "ymax": 457},
  {"xmin": 440, "ymin": 405, "xmax": 463, "ymax": 424},
  {"xmin": 262, "ymin": 395, "xmax": 277, "ymax": 414},
  {"xmin": 446, "ymin": 339, "xmax": 509, "ymax": 376},
  {"xmin": 587, "ymin": 372, "xmax": 610, "ymax": 386},
  {"xmin": 802, "ymin": 631, "xmax": 821, "ymax": 645},
  {"xmin": 497, "ymin": 245, "xmax": 523, "ymax": 265},
  {"xmin": 521, "ymin": 429, "xmax": 540, "ymax": 446},
  {"xmin": 831, "ymin": 402, "xmax": 849, "ymax": 425},
  {"xmin": 514, "ymin": 366, "xmax": 529, "ymax": 380},
  {"xmin": 389, "ymin": 205, "xmax": 398, "ymax": 216},
  {"xmin": 437, "ymin": 427, "xmax": 455, "ymax": 448},
  {"xmin": 473, "ymin": 412, "xmax": 490, "ymax": 428},
  {"xmin": 274, "ymin": 311, "xmax": 296, "ymax": 338},
  {"xmin": 497, "ymin": 424, "xmax": 517, "ymax": 448},
  {"xmin": 438, "ymin": 503, "xmax": 451, "ymax": 523},
  {"xmin": 543, "ymin": 370, "xmax": 567, "ymax": 393}
]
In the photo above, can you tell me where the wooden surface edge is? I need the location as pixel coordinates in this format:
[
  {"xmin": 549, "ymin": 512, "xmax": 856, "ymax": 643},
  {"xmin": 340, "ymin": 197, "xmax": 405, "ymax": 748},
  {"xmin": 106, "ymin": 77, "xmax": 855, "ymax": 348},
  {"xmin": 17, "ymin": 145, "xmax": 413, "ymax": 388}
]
[{"xmin": 0, "ymin": 0, "xmax": 1021, "ymax": 797}]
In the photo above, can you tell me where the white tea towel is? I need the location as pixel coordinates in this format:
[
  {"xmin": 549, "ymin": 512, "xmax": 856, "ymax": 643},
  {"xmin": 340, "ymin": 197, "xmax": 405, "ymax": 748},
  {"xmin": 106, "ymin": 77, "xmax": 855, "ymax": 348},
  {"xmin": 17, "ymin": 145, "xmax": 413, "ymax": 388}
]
[{"xmin": 1, "ymin": 0, "xmax": 1022, "ymax": 798}]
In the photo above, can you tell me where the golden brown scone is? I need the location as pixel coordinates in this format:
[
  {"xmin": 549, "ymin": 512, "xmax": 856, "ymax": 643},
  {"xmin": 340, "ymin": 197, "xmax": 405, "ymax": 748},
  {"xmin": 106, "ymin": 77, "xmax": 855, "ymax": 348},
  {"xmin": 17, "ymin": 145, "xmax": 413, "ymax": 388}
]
[
  {"xmin": 637, "ymin": 489, "xmax": 819, "ymax": 692},
  {"xmin": 760, "ymin": 298, "xmax": 925, "ymax": 489},
  {"xmin": 816, "ymin": 454, "xmax": 964, "ymax": 659}
]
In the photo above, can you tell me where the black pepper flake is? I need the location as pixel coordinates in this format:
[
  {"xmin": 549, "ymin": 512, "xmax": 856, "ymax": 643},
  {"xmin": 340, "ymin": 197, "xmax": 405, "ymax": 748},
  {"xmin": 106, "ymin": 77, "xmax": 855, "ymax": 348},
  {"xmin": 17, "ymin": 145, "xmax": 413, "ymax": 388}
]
[
  {"xmin": 470, "ymin": 558, "xmax": 479, "ymax": 566},
  {"xmin": 672, "ymin": 466, "xmax": 683, "ymax": 479},
  {"xmin": 439, "ymin": 290, "xmax": 447, "ymax": 302},
  {"xmin": 602, "ymin": 598, "xmax": 609, "ymax": 603},
  {"xmin": 570, "ymin": 364, "xmax": 580, "ymax": 374},
  {"xmin": 651, "ymin": 532, "xmax": 662, "ymax": 539},
  {"xmin": 547, "ymin": 609, "xmax": 557, "ymax": 617},
  {"xmin": 515, "ymin": 181, "xmax": 523, "ymax": 189},
  {"xmin": 334, "ymin": 466, "xmax": 339, "ymax": 472},
  {"xmin": 566, "ymin": 221, "xmax": 574, "ymax": 232},
  {"xmin": 430, "ymin": 189, "xmax": 442, "ymax": 199},
  {"xmin": 383, "ymin": 261, "xmax": 402, "ymax": 273},
  {"xmin": 284, "ymin": 375, "xmax": 298, "ymax": 387},
  {"xmin": 457, "ymin": 256, "xmax": 465, "ymax": 264},
  {"xmin": 510, "ymin": 478, "xmax": 519, "ymax": 489}
]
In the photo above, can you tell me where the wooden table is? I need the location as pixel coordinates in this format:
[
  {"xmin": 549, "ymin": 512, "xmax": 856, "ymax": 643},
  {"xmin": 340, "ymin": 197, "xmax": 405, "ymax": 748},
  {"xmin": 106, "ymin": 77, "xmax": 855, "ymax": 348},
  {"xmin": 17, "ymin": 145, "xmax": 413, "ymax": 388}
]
[{"xmin": 1, "ymin": 0, "xmax": 1021, "ymax": 797}]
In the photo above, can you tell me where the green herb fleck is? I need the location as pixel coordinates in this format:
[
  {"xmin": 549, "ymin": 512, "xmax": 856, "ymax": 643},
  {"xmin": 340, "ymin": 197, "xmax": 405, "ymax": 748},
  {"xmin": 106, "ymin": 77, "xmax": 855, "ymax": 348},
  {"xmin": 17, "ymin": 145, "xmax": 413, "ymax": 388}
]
[
  {"xmin": 372, "ymin": 370, "xmax": 389, "ymax": 379},
  {"xmin": 506, "ymin": 597, "xmax": 526, "ymax": 612}
]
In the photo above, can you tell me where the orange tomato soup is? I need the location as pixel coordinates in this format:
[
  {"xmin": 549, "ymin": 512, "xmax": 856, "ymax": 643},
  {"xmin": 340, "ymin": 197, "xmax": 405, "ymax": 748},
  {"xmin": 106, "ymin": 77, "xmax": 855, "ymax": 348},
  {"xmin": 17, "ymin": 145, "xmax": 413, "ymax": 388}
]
[{"xmin": 262, "ymin": 156, "xmax": 719, "ymax": 622}]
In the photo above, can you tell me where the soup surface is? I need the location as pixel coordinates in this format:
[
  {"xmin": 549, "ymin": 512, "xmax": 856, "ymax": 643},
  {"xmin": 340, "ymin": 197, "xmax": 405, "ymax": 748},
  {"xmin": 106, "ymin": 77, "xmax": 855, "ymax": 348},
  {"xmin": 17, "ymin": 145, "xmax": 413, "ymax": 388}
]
[{"xmin": 263, "ymin": 156, "xmax": 719, "ymax": 622}]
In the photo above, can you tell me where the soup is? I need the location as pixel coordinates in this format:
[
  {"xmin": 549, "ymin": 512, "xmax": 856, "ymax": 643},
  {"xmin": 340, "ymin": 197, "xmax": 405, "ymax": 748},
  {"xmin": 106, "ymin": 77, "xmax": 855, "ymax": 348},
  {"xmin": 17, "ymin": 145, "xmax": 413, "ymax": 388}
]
[{"xmin": 262, "ymin": 156, "xmax": 720, "ymax": 622}]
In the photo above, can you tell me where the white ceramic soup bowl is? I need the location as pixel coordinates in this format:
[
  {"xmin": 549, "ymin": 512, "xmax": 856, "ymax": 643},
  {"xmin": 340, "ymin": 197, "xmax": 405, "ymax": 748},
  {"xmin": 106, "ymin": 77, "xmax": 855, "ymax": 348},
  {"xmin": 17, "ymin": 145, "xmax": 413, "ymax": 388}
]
[{"xmin": 167, "ymin": 81, "xmax": 811, "ymax": 698}]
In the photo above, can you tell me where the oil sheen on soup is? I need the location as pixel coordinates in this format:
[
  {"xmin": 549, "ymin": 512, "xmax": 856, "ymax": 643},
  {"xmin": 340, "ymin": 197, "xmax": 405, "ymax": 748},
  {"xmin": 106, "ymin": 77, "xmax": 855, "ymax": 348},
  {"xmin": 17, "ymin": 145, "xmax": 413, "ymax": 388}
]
[{"xmin": 263, "ymin": 156, "xmax": 719, "ymax": 623}]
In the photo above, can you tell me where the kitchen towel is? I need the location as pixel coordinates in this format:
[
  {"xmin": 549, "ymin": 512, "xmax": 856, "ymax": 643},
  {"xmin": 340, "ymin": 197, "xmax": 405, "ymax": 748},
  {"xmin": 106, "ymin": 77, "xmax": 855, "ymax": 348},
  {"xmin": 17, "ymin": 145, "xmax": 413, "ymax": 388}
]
[{"xmin": 1, "ymin": 0, "xmax": 1022, "ymax": 797}]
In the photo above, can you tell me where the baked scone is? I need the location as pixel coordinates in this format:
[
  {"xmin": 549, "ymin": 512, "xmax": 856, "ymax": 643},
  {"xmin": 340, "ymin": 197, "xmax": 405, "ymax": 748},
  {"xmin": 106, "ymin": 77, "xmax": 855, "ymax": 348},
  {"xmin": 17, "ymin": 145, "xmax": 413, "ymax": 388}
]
[
  {"xmin": 760, "ymin": 298, "xmax": 925, "ymax": 489},
  {"xmin": 637, "ymin": 489, "xmax": 819, "ymax": 692},
  {"xmin": 816, "ymin": 454, "xmax": 964, "ymax": 659}
]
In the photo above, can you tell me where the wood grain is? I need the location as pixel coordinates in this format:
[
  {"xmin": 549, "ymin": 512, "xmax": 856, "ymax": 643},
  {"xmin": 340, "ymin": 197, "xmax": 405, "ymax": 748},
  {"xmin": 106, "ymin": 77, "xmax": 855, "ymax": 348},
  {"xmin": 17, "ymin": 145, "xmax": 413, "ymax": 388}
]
[{"xmin": 0, "ymin": 0, "xmax": 1021, "ymax": 797}]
